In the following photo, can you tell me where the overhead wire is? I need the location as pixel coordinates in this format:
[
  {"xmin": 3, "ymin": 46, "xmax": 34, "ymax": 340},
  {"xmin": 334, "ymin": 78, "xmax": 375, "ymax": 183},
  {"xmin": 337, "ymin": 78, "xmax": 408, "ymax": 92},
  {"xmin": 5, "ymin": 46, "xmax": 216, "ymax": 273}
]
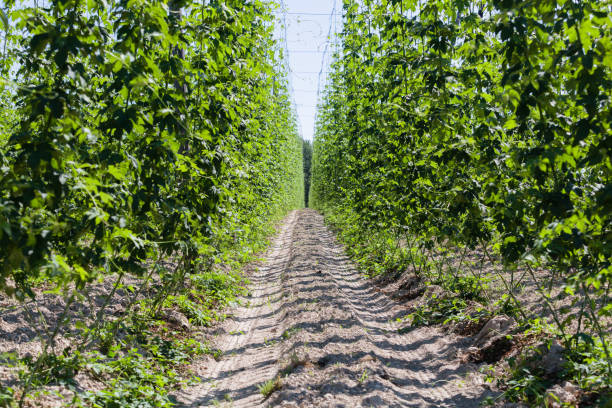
[
  {"xmin": 275, "ymin": 2, "xmax": 343, "ymax": 141},
  {"xmin": 313, "ymin": 0, "xmax": 339, "ymax": 132},
  {"xmin": 278, "ymin": 0, "xmax": 303, "ymax": 138}
]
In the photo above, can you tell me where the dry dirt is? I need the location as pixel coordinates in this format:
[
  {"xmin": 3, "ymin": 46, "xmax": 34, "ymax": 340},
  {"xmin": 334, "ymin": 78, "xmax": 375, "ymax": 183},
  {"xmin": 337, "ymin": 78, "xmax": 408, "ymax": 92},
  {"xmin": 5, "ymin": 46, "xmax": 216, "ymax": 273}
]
[{"xmin": 175, "ymin": 209, "xmax": 495, "ymax": 407}]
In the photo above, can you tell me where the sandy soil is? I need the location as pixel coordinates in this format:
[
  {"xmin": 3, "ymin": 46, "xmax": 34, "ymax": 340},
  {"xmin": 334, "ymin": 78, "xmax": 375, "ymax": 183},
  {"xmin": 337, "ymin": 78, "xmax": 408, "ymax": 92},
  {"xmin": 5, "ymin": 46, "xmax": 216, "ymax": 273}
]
[{"xmin": 175, "ymin": 210, "xmax": 494, "ymax": 407}]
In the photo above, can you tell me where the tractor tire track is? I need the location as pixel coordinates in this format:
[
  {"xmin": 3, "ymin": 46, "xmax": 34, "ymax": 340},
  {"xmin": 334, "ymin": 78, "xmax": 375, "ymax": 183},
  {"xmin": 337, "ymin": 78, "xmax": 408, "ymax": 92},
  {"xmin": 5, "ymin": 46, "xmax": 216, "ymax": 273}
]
[{"xmin": 177, "ymin": 209, "xmax": 492, "ymax": 407}]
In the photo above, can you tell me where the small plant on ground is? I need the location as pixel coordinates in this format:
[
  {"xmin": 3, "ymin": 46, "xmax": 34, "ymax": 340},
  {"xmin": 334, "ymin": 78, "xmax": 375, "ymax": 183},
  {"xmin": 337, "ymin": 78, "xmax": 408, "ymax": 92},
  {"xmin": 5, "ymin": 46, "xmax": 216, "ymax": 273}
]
[
  {"xmin": 358, "ymin": 369, "xmax": 369, "ymax": 384},
  {"xmin": 257, "ymin": 376, "xmax": 282, "ymax": 399},
  {"xmin": 282, "ymin": 327, "xmax": 301, "ymax": 340}
]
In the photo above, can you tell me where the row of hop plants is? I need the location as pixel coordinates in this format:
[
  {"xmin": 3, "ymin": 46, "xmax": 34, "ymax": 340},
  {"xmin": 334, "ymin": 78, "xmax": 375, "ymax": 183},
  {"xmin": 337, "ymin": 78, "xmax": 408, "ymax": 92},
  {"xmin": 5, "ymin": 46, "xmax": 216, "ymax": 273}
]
[
  {"xmin": 0, "ymin": 0, "xmax": 303, "ymax": 406},
  {"xmin": 311, "ymin": 0, "xmax": 610, "ymax": 405}
]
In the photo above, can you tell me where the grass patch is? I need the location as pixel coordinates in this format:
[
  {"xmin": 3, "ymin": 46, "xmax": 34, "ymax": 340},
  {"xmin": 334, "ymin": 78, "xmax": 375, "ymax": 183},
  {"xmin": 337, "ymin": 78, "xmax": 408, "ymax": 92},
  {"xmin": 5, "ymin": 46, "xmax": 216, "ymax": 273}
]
[
  {"xmin": 281, "ymin": 327, "xmax": 301, "ymax": 340},
  {"xmin": 257, "ymin": 376, "xmax": 282, "ymax": 399}
]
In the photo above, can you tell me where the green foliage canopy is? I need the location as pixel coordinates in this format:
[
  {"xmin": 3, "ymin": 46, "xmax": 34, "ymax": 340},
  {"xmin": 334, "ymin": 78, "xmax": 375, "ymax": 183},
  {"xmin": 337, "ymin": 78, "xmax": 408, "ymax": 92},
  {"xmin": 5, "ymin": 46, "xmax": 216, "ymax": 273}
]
[
  {"xmin": 311, "ymin": 0, "xmax": 611, "ymax": 379},
  {"xmin": 0, "ymin": 0, "xmax": 304, "ymax": 299}
]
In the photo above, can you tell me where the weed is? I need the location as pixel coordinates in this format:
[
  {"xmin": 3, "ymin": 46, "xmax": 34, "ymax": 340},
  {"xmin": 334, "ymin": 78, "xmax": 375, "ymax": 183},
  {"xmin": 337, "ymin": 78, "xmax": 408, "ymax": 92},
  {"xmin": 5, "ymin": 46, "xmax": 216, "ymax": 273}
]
[
  {"xmin": 479, "ymin": 395, "xmax": 497, "ymax": 406},
  {"xmin": 257, "ymin": 376, "xmax": 282, "ymax": 398},
  {"xmin": 78, "ymin": 348, "xmax": 180, "ymax": 408},
  {"xmin": 359, "ymin": 369, "xmax": 369, "ymax": 384},
  {"xmin": 480, "ymin": 365, "xmax": 497, "ymax": 384},
  {"xmin": 282, "ymin": 327, "xmax": 300, "ymax": 340},
  {"xmin": 499, "ymin": 335, "xmax": 612, "ymax": 405},
  {"xmin": 167, "ymin": 295, "xmax": 211, "ymax": 327},
  {"xmin": 280, "ymin": 353, "xmax": 310, "ymax": 376},
  {"xmin": 21, "ymin": 353, "xmax": 81, "ymax": 387},
  {"xmin": 437, "ymin": 275, "xmax": 489, "ymax": 303},
  {"xmin": 504, "ymin": 367, "xmax": 549, "ymax": 405},
  {"xmin": 211, "ymin": 348, "xmax": 223, "ymax": 361},
  {"xmin": 408, "ymin": 297, "xmax": 468, "ymax": 327},
  {"xmin": 0, "ymin": 385, "xmax": 15, "ymax": 407},
  {"xmin": 494, "ymin": 294, "xmax": 523, "ymax": 321}
]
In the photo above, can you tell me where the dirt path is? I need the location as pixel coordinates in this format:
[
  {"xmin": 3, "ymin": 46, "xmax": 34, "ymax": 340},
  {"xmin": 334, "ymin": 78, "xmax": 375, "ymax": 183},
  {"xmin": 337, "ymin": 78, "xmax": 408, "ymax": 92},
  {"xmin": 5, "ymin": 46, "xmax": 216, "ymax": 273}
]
[{"xmin": 176, "ymin": 210, "xmax": 492, "ymax": 407}]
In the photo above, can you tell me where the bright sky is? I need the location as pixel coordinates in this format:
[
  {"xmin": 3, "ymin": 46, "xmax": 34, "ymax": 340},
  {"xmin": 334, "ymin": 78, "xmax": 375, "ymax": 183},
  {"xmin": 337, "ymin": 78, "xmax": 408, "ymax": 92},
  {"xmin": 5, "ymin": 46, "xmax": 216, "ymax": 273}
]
[{"xmin": 274, "ymin": 0, "xmax": 342, "ymax": 141}]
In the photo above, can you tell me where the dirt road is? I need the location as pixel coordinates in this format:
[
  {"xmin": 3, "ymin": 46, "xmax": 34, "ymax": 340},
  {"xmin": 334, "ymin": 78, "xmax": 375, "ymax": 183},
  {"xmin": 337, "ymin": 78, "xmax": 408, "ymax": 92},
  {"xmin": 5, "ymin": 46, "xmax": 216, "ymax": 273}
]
[{"xmin": 175, "ymin": 210, "xmax": 492, "ymax": 407}]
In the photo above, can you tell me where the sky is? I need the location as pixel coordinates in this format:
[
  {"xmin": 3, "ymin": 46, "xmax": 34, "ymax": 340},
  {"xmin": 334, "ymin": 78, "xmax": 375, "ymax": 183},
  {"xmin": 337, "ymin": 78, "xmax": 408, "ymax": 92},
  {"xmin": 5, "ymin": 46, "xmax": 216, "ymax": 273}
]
[{"xmin": 274, "ymin": 0, "xmax": 342, "ymax": 141}]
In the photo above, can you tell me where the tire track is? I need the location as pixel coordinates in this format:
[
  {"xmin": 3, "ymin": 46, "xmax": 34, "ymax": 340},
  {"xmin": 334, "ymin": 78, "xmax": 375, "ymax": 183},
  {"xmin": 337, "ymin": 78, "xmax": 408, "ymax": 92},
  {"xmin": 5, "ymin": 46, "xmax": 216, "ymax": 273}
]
[
  {"xmin": 175, "ymin": 211, "xmax": 298, "ymax": 407},
  {"xmin": 178, "ymin": 210, "xmax": 492, "ymax": 407}
]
